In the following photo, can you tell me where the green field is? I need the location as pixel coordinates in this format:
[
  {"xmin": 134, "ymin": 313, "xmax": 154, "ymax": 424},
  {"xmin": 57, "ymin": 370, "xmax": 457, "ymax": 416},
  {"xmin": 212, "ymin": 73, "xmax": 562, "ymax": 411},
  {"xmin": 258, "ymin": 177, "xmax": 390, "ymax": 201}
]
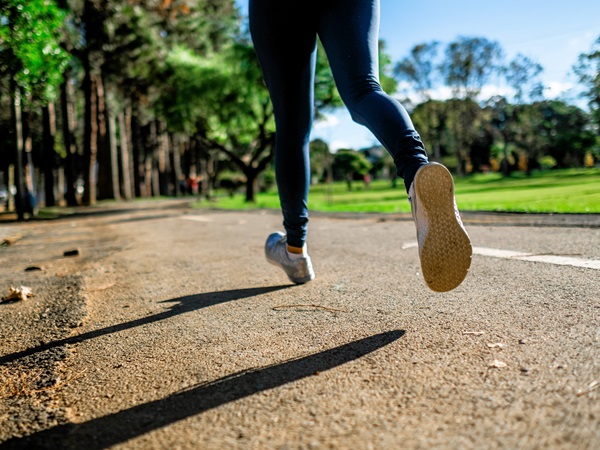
[{"xmin": 194, "ymin": 168, "xmax": 600, "ymax": 214}]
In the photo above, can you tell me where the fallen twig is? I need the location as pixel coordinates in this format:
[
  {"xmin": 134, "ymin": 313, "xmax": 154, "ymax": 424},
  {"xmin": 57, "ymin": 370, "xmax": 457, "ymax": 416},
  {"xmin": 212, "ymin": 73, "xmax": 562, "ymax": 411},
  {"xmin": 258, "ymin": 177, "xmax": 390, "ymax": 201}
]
[
  {"xmin": 272, "ymin": 304, "xmax": 346, "ymax": 312},
  {"xmin": 576, "ymin": 380, "xmax": 599, "ymax": 397},
  {"xmin": 85, "ymin": 283, "xmax": 117, "ymax": 292}
]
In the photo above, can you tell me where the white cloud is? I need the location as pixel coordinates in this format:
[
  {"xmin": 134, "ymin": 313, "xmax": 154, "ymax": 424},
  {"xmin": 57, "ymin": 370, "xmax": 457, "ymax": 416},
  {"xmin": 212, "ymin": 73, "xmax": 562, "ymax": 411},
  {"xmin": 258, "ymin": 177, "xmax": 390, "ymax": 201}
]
[
  {"xmin": 479, "ymin": 84, "xmax": 513, "ymax": 100},
  {"xmin": 313, "ymin": 113, "xmax": 340, "ymax": 130},
  {"xmin": 546, "ymin": 80, "xmax": 575, "ymax": 98},
  {"xmin": 328, "ymin": 140, "xmax": 351, "ymax": 152},
  {"xmin": 396, "ymin": 84, "xmax": 512, "ymax": 103}
]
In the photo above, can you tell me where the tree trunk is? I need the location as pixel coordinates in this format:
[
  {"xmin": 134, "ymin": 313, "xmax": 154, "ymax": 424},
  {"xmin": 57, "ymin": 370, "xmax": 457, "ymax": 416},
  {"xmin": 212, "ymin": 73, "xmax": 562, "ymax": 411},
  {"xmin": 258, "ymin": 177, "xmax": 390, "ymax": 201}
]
[
  {"xmin": 244, "ymin": 168, "xmax": 258, "ymax": 202},
  {"xmin": 96, "ymin": 75, "xmax": 114, "ymax": 200},
  {"xmin": 108, "ymin": 112, "xmax": 121, "ymax": 201},
  {"xmin": 17, "ymin": 107, "xmax": 37, "ymax": 216},
  {"xmin": 172, "ymin": 134, "xmax": 184, "ymax": 197},
  {"xmin": 197, "ymin": 140, "xmax": 208, "ymax": 198},
  {"xmin": 11, "ymin": 84, "xmax": 25, "ymax": 220},
  {"xmin": 82, "ymin": 64, "xmax": 98, "ymax": 206},
  {"xmin": 155, "ymin": 121, "xmax": 170, "ymax": 196},
  {"xmin": 42, "ymin": 103, "xmax": 57, "ymax": 207},
  {"xmin": 198, "ymin": 141, "xmax": 216, "ymax": 200},
  {"xmin": 7, "ymin": 165, "xmax": 15, "ymax": 212},
  {"xmin": 118, "ymin": 111, "xmax": 133, "ymax": 200},
  {"xmin": 144, "ymin": 155, "xmax": 153, "ymax": 198},
  {"xmin": 60, "ymin": 76, "xmax": 79, "ymax": 206},
  {"xmin": 131, "ymin": 104, "xmax": 145, "ymax": 197},
  {"xmin": 82, "ymin": 0, "xmax": 98, "ymax": 206}
]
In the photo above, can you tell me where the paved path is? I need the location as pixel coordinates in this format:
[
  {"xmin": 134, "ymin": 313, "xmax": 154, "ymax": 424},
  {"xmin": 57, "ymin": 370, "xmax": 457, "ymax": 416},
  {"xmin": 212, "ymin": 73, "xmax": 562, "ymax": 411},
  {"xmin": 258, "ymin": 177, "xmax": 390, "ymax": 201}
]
[{"xmin": 1, "ymin": 201, "xmax": 598, "ymax": 449}]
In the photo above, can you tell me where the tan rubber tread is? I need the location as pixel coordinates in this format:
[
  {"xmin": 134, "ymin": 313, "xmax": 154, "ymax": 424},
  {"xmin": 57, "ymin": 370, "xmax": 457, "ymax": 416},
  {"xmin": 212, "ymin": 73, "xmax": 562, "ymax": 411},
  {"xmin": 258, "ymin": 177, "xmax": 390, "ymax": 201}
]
[{"xmin": 414, "ymin": 163, "xmax": 472, "ymax": 292}]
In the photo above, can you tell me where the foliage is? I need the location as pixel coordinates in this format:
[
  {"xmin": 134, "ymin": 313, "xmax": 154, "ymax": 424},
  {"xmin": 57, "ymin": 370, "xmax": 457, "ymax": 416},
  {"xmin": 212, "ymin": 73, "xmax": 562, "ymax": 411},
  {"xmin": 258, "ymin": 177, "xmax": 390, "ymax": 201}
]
[
  {"xmin": 0, "ymin": 0, "xmax": 70, "ymax": 103},
  {"xmin": 535, "ymin": 100, "xmax": 596, "ymax": 168},
  {"xmin": 332, "ymin": 149, "xmax": 372, "ymax": 190},
  {"xmin": 158, "ymin": 39, "xmax": 275, "ymax": 202},
  {"xmin": 309, "ymin": 138, "xmax": 332, "ymax": 183},
  {"xmin": 314, "ymin": 39, "xmax": 343, "ymax": 116},
  {"xmin": 158, "ymin": 46, "xmax": 229, "ymax": 134},
  {"xmin": 440, "ymin": 36, "xmax": 503, "ymax": 100},
  {"xmin": 394, "ymin": 41, "xmax": 441, "ymax": 102},
  {"xmin": 376, "ymin": 40, "xmax": 400, "ymax": 97},
  {"xmin": 573, "ymin": 36, "xmax": 600, "ymax": 131},
  {"xmin": 410, "ymin": 99, "xmax": 448, "ymax": 160},
  {"xmin": 504, "ymin": 53, "xmax": 544, "ymax": 103}
]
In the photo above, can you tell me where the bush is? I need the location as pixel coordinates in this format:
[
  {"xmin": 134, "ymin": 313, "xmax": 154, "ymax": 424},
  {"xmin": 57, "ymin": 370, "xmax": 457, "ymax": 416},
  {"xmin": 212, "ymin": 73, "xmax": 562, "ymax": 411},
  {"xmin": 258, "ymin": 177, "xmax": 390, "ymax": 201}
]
[{"xmin": 539, "ymin": 155, "xmax": 557, "ymax": 170}]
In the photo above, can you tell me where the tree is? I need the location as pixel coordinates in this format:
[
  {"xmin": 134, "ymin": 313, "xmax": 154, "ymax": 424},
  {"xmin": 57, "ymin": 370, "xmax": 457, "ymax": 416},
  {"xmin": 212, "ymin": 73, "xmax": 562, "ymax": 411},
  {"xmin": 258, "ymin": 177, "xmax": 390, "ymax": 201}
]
[
  {"xmin": 410, "ymin": 99, "xmax": 448, "ymax": 162},
  {"xmin": 377, "ymin": 40, "xmax": 402, "ymax": 100},
  {"xmin": 313, "ymin": 39, "xmax": 344, "ymax": 117},
  {"xmin": 157, "ymin": 42, "xmax": 273, "ymax": 202},
  {"xmin": 573, "ymin": 36, "xmax": 600, "ymax": 138},
  {"xmin": 485, "ymin": 96, "xmax": 518, "ymax": 175},
  {"xmin": 486, "ymin": 55, "xmax": 544, "ymax": 175},
  {"xmin": 70, "ymin": 0, "xmax": 240, "ymax": 203},
  {"xmin": 441, "ymin": 36, "xmax": 503, "ymax": 100},
  {"xmin": 536, "ymin": 101, "xmax": 596, "ymax": 169},
  {"xmin": 158, "ymin": 28, "xmax": 349, "ymax": 203},
  {"xmin": 444, "ymin": 97, "xmax": 485, "ymax": 174},
  {"xmin": 59, "ymin": 68, "xmax": 81, "ymax": 206},
  {"xmin": 440, "ymin": 36, "xmax": 503, "ymax": 175},
  {"xmin": 309, "ymin": 138, "xmax": 332, "ymax": 184},
  {"xmin": 0, "ymin": 0, "xmax": 69, "ymax": 219},
  {"xmin": 394, "ymin": 41, "xmax": 442, "ymax": 102},
  {"xmin": 332, "ymin": 149, "xmax": 372, "ymax": 191},
  {"xmin": 504, "ymin": 53, "xmax": 544, "ymax": 104}
]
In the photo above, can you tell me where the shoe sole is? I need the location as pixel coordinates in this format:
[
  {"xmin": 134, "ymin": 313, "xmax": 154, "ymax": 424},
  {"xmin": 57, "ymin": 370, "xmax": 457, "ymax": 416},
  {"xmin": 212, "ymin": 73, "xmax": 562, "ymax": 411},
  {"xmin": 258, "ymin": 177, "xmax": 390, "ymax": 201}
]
[
  {"xmin": 414, "ymin": 163, "xmax": 472, "ymax": 292},
  {"xmin": 265, "ymin": 232, "xmax": 315, "ymax": 284},
  {"xmin": 266, "ymin": 257, "xmax": 314, "ymax": 284}
]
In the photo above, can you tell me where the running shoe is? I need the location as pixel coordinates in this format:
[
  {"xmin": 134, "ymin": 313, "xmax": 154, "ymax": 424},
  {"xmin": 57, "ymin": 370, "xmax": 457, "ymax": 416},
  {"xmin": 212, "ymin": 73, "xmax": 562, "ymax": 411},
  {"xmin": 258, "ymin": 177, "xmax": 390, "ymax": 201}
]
[
  {"xmin": 409, "ymin": 162, "xmax": 472, "ymax": 292},
  {"xmin": 265, "ymin": 232, "xmax": 315, "ymax": 284}
]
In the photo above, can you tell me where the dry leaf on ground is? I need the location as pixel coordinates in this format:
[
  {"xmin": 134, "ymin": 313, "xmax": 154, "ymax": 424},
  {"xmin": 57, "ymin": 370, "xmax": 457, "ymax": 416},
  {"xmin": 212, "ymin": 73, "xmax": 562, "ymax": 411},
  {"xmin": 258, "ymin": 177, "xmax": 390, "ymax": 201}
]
[
  {"xmin": 487, "ymin": 343, "xmax": 505, "ymax": 348},
  {"xmin": 1, "ymin": 235, "xmax": 22, "ymax": 246},
  {"xmin": 488, "ymin": 359, "xmax": 508, "ymax": 368},
  {"xmin": 1, "ymin": 285, "xmax": 33, "ymax": 303}
]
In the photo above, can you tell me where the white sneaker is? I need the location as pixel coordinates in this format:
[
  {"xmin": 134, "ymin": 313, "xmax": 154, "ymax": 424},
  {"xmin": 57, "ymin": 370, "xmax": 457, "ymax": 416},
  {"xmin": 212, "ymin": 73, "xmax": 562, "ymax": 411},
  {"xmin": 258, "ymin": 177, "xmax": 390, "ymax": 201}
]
[
  {"xmin": 409, "ymin": 163, "xmax": 472, "ymax": 292},
  {"xmin": 265, "ymin": 232, "xmax": 315, "ymax": 284}
]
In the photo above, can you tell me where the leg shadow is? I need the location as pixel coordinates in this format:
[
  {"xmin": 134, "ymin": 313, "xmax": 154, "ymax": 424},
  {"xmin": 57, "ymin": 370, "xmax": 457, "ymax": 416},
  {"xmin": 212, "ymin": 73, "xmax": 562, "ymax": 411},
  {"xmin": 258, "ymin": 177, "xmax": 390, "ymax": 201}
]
[
  {"xmin": 1, "ymin": 285, "xmax": 292, "ymax": 365},
  {"xmin": 2, "ymin": 330, "xmax": 405, "ymax": 449}
]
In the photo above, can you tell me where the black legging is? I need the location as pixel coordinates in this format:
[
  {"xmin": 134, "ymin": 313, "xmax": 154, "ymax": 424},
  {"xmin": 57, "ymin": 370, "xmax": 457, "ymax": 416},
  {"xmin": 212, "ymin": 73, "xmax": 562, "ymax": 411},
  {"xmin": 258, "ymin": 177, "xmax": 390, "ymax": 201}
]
[{"xmin": 250, "ymin": 0, "xmax": 429, "ymax": 248}]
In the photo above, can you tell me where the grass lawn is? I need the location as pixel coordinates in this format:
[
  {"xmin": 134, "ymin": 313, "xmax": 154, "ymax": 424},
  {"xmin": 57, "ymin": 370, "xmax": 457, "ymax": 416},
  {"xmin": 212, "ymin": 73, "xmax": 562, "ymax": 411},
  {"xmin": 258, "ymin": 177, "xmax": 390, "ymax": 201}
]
[{"xmin": 194, "ymin": 167, "xmax": 600, "ymax": 214}]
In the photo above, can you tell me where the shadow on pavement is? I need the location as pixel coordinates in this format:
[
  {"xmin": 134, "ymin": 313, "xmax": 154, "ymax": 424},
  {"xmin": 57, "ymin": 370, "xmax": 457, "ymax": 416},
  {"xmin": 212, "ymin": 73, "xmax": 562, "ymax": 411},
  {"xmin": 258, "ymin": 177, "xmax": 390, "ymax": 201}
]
[
  {"xmin": 0, "ymin": 199, "xmax": 192, "ymax": 224},
  {"xmin": 3, "ymin": 330, "xmax": 405, "ymax": 450},
  {"xmin": 0, "ymin": 285, "xmax": 292, "ymax": 366}
]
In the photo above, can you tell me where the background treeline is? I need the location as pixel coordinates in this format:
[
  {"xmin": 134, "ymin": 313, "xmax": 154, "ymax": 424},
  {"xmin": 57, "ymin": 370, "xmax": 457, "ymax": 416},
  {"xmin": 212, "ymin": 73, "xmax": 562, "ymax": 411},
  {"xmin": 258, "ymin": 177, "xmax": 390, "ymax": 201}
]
[{"xmin": 1, "ymin": 0, "xmax": 599, "ymax": 220}]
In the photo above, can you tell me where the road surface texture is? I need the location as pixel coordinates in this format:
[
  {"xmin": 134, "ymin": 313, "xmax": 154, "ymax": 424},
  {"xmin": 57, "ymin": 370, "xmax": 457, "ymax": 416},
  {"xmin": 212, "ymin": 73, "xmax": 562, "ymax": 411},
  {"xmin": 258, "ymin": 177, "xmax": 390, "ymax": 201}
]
[{"xmin": 1, "ymin": 200, "xmax": 598, "ymax": 449}]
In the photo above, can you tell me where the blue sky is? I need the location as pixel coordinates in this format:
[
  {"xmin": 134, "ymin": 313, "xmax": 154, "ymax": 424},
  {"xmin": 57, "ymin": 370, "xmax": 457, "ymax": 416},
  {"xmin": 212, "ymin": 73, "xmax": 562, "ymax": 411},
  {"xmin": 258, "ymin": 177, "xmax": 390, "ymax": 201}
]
[{"xmin": 236, "ymin": 0, "xmax": 600, "ymax": 150}]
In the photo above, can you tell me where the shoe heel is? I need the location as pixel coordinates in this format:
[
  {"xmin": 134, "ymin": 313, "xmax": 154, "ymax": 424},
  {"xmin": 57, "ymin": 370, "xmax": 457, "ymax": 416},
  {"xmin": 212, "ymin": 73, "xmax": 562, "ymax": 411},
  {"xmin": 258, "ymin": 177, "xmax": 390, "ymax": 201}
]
[{"xmin": 415, "ymin": 163, "xmax": 472, "ymax": 292}]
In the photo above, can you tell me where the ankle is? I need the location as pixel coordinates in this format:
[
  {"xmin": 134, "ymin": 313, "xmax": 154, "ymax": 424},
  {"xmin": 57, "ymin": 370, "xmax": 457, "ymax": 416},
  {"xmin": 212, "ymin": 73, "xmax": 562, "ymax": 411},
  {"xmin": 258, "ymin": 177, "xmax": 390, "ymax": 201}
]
[{"xmin": 287, "ymin": 244, "xmax": 307, "ymax": 259}]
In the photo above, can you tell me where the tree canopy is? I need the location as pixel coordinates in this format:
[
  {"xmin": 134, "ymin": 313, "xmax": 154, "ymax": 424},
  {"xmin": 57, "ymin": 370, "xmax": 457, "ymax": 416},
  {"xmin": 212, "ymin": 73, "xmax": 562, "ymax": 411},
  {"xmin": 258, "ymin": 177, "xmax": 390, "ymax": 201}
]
[
  {"xmin": 0, "ymin": 0, "xmax": 69, "ymax": 102},
  {"xmin": 0, "ymin": 2, "xmax": 598, "ymax": 219}
]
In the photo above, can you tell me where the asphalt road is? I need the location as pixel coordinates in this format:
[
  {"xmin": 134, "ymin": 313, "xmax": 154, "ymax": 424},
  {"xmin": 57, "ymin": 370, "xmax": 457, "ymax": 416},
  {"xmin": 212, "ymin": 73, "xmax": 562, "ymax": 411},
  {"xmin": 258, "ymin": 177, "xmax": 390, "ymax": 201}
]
[{"xmin": 0, "ymin": 200, "xmax": 598, "ymax": 449}]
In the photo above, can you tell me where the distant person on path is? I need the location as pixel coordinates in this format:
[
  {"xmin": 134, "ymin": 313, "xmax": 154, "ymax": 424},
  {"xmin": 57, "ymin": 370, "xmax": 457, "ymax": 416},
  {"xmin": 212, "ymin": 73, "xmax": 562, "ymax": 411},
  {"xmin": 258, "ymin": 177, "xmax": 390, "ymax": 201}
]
[{"xmin": 249, "ymin": 0, "xmax": 472, "ymax": 292}]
